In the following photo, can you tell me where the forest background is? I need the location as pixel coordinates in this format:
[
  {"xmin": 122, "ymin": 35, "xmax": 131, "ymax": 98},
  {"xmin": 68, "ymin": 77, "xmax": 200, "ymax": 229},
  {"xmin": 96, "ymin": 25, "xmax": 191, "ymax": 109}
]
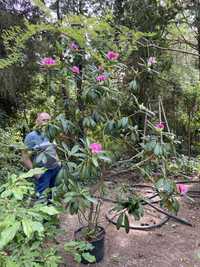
[{"xmin": 1, "ymin": 0, "xmax": 200, "ymax": 158}]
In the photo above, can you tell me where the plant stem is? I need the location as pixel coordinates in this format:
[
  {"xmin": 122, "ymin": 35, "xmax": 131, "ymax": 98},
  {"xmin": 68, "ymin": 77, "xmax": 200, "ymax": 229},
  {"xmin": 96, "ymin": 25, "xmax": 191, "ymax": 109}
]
[
  {"xmin": 88, "ymin": 202, "xmax": 94, "ymax": 231},
  {"xmin": 93, "ymin": 200, "xmax": 102, "ymax": 228}
]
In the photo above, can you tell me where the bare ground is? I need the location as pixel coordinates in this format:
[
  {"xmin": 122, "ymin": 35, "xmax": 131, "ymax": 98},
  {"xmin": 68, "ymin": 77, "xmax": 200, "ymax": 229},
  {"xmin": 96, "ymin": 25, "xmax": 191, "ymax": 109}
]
[{"xmin": 57, "ymin": 177, "xmax": 200, "ymax": 267}]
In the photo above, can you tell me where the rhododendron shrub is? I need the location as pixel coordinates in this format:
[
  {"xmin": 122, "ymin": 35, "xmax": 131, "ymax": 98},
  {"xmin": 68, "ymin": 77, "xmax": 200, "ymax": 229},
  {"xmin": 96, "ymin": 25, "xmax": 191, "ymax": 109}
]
[
  {"xmin": 155, "ymin": 122, "xmax": 165, "ymax": 130},
  {"xmin": 147, "ymin": 56, "xmax": 157, "ymax": 66},
  {"xmin": 96, "ymin": 74, "xmax": 107, "ymax": 82},
  {"xmin": 71, "ymin": 66, "xmax": 80, "ymax": 74},
  {"xmin": 177, "ymin": 184, "xmax": 188, "ymax": 195},
  {"xmin": 33, "ymin": 16, "xmax": 182, "ymax": 228},
  {"xmin": 89, "ymin": 143, "xmax": 102, "ymax": 154},
  {"xmin": 106, "ymin": 51, "xmax": 119, "ymax": 60},
  {"xmin": 41, "ymin": 57, "xmax": 56, "ymax": 66}
]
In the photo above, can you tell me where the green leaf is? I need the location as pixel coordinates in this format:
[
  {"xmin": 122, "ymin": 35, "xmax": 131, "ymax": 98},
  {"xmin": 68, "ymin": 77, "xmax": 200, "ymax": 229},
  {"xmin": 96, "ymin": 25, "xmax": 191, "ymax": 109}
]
[
  {"xmin": 0, "ymin": 222, "xmax": 20, "ymax": 249},
  {"xmin": 69, "ymin": 202, "xmax": 79, "ymax": 214},
  {"xmin": 55, "ymin": 168, "xmax": 65, "ymax": 186},
  {"xmin": 0, "ymin": 215, "xmax": 16, "ymax": 231},
  {"xmin": 83, "ymin": 117, "xmax": 90, "ymax": 127},
  {"xmin": 5, "ymin": 260, "xmax": 20, "ymax": 267},
  {"xmin": 22, "ymin": 219, "xmax": 33, "ymax": 238},
  {"xmin": 82, "ymin": 252, "xmax": 96, "ymax": 263},
  {"xmin": 20, "ymin": 168, "xmax": 46, "ymax": 179},
  {"xmin": 154, "ymin": 143, "xmax": 162, "ymax": 156},
  {"xmin": 13, "ymin": 189, "xmax": 24, "ymax": 200},
  {"xmin": 70, "ymin": 145, "xmax": 80, "ymax": 155},
  {"xmin": 1, "ymin": 189, "xmax": 12, "ymax": 198},
  {"xmin": 38, "ymin": 206, "xmax": 59, "ymax": 215},
  {"xmin": 31, "ymin": 221, "xmax": 44, "ymax": 235},
  {"xmin": 143, "ymin": 140, "xmax": 156, "ymax": 151},
  {"xmin": 92, "ymin": 157, "xmax": 99, "ymax": 168},
  {"xmin": 64, "ymin": 240, "xmax": 79, "ymax": 249},
  {"xmin": 64, "ymin": 192, "xmax": 78, "ymax": 198},
  {"xmin": 98, "ymin": 155, "xmax": 111, "ymax": 162},
  {"xmin": 124, "ymin": 214, "xmax": 130, "ymax": 233},
  {"xmin": 64, "ymin": 195, "xmax": 74, "ymax": 203},
  {"xmin": 116, "ymin": 213, "xmax": 124, "ymax": 230},
  {"xmin": 156, "ymin": 178, "xmax": 174, "ymax": 195},
  {"xmin": 85, "ymin": 195, "xmax": 97, "ymax": 204},
  {"xmin": 171, "ymin": 198, "xmax": 180, "ymax": 214},
  {"xmin": 121, "ymin": 117, "xmax": 129, "ymax": 128},
  {"xmin": 74, "ymin": 253, "xmax": 82, "ymax": 263},
  {"xmin": 129, "ymin": 80, "xmax": 138, "ymax": 91}
]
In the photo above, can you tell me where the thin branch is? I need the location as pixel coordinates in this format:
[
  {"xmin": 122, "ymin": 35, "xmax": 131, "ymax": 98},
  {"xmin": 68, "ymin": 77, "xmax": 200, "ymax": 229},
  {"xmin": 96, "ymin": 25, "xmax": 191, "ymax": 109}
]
[
  {"xmin": 108, "ymin": 155, "xmax": 153, "ymax": 178},
  {"xmin": 174, "ymin": 23, "xmax": 197, "ymax": 49},
  {"xmin": 137, "ymin": 40, "xmax": 200, "ymax": 57},
  {"xmin": 160, "ymin": 98, "xmax": 170, "ymax": 133},
  {"xmin": 111, "ymin": 151, "xmax": 144, "ymax": 167},
  {"xmin": 143, "ymin": 199, "xmax": 192, "ymax": 226}
]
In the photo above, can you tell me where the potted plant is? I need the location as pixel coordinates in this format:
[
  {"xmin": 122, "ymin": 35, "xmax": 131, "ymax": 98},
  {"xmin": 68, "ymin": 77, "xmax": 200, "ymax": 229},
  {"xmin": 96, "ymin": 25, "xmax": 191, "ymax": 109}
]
[
  {"xmin": 59, "ymin": 138, "xmax": 149, "ymax": 264},
  {"xmin": 62, "ymin": 139, "xmax": 111, "ymax": 263}
]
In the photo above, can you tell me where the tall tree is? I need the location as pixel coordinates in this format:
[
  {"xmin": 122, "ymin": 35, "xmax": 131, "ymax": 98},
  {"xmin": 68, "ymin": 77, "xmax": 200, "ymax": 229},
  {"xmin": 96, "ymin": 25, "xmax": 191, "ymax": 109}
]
[{"xmin": 0, "ymin": 1, "xmax": 43, "ymax": 116}]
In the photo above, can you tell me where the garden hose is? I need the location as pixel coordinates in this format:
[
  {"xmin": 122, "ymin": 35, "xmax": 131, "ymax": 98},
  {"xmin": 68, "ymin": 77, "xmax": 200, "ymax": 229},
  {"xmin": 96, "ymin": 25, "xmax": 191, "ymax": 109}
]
[
  {"xmin": 103, "ymin": 183, "xmax": 193, "ymax": 230},
  {"xmin": 105, "ymin": 210, "xmax": 169, "ymax": 230}
]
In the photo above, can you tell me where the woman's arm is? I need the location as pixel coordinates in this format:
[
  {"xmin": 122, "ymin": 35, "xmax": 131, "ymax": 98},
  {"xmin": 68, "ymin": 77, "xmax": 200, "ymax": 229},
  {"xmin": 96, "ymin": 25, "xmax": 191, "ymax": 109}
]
[{"xmin": 22, "ymin": 150, "xmax": 33, "ymax": 170}]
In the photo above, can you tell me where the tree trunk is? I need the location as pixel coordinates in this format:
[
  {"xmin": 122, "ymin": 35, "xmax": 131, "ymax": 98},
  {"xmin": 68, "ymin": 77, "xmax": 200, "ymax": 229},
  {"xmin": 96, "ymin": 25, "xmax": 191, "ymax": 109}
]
[
  {"xmin": 188, "ymin": 111, "xmax": 191, "ymax": 159},
  {"xmin": 197, "ymin": 3, "xmax": 200, "ymax": 81},
  {"xmin": 56, "ymin": 0, "xmax": 70, "ymax": 117}
]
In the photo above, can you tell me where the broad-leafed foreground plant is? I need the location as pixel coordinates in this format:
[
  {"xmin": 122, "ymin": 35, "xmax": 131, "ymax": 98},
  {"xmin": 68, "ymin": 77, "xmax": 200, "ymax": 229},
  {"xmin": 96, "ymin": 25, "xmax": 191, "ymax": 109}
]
[
  {"xmin": 0, "ymin": 127, "xmax": 24, "ymax": 182},
  {"xmin": 64, "ymin": 240, "xmax": 96, "ymax": 264},
  {"xmin": 0, "ymin": 168, "xmax": 62, "ymax": 267}
]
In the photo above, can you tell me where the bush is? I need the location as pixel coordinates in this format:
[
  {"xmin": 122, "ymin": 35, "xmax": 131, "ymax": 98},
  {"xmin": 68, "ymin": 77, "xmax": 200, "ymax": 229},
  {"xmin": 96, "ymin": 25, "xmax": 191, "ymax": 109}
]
[{"xmin": 0, "ymin": 127, "xmax": 24, "ymax": 182}]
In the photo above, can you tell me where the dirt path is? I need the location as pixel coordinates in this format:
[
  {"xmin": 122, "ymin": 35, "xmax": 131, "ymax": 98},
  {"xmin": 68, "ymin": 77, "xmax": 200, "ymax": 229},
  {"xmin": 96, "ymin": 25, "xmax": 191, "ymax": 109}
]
[
  {"xmin": 55, "ymin": 198, "xmax": 200, "ymax": 267},
  {"xmin": 57, "ymin": 196, "xmax": 200, "ymax": 267}
]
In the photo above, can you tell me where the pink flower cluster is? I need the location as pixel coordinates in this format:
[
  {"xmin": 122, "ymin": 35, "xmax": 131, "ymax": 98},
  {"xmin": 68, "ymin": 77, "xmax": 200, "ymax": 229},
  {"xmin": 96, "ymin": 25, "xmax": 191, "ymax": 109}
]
[
  {"xmin": 155, "ymin": 122, "xmax": 165, "ymax": 130},
  {"xmin": 106, "ymin": 51, "xmax": 119, "ymax": 61},
  {"xmin": 71, "ymin": 66, "xmax": 80, "ymax": 74},
  {"xmin": 69, "ymin": 42, "xmax": 79, "ymax": 50},
  {"xmin": 147, "ymin": 56, "xmax": 157, "ymax": 66},
  {"xmin": 96, "ymin": 74, "xmax": 107, "ymax": 82},
  {"xmin": 176, "ymin": 184, "xmax": 188, "ymax": 195},
  {"xmin": 89, "ymin": 143, "xmax": 102, "ymax": 154},
  {"xmin": 41, "ymin": 57, "xmax": 56, "ymax": 66}
]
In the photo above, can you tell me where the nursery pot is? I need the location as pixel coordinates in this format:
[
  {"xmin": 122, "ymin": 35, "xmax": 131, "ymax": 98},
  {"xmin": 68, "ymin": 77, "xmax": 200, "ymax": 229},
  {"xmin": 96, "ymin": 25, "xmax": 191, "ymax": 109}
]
[{"xmin": 74, "ymin": 226, "xmax": 105, "ymax": 264}]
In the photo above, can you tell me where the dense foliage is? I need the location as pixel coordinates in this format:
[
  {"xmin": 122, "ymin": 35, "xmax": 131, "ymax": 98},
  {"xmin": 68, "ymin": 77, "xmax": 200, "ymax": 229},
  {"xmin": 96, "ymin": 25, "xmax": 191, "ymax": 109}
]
[{"xmin": 1, "ymin": 0, "xmax": 200, "ymax": 265}]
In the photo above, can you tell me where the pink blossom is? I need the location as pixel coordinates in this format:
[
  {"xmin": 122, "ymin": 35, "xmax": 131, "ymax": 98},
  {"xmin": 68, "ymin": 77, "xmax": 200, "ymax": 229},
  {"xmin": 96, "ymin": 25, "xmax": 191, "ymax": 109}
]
[
  {"xmin": 96, "ymin": 74, "xmax": 107, "ymax": 82},
  {"xmin": 69, "ymin": 42, "xmax": 79, "ymax": 50},
  {"xmin": 41, "ymin": 57, "xmax": 56, "ymax": 66},
  {"xmin": 71, "ymin": 66, "xmax": 80, "ymax": 74},
  {"xmin": 147, "ymin": 56, "xmax": 157, "ymax": 66},
  {"xmin": 176, "ymin": 184, "xmax": 188, "ymax": 195},
  {"xmin": 89, "ymin": 143, "xmax": 102, "ymax": 154},
  {"xmin": 106, "ymin": 51, "xmax": 119, "ymax": 61},
  {"xmin": 155, "ymin": 122, "xmax": 165, "ymax": 130}
]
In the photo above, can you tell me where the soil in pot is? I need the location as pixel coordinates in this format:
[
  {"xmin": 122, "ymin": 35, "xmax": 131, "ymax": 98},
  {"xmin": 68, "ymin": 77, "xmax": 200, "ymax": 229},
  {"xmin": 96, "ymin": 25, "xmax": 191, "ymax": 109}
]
[{"xmin": 75, "ymin": 226, "xmax": 105, "ymax": 264}]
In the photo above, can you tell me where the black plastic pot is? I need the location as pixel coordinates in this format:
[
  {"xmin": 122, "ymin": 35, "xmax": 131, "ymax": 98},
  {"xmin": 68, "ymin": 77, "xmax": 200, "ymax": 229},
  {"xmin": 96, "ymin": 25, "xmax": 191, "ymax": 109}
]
[{"xmin": 74, "ymin": 226, "xmax": 105, "ymax": 264}]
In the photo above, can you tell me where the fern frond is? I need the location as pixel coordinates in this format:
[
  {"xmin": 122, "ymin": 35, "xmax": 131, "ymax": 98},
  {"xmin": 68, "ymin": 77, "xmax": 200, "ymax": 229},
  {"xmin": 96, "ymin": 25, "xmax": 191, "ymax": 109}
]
[
  {"xmin": 31, "ymin": 0, "xmax": 54, "ymax": 19},
  {"xmin": 0, "ymin": 23, "xmax": 56, "ymax": 69}
]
